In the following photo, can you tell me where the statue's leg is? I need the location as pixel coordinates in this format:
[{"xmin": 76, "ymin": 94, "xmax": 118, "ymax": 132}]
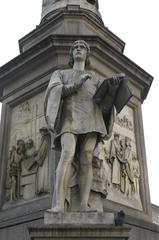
[
  {"xmin": 79, "ymin": 133, "xmax": 97, "ymax": 211},
  {"xmin": 52, "ymin": 133, "xmax": 77, "ymax": 212}
]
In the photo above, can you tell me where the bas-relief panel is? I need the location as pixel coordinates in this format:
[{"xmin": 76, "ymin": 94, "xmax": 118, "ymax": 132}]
[
  {"xmin": 103, "ymin": 105, "xmax": 143, "ymax": 210},
  {"xmin": 5, "ymin": 91, "xmax": 51, "ymax": 202},
  {"xmin": 4, "ymin": 90, "xmax": 142, "ymax": 211},
  {"xmin": 10, "ymin": 92, "xmax": 45, "ymax": 146}
]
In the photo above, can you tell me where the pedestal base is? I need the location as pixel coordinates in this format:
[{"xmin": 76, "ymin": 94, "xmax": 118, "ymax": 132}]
[
  {"xmin": 29, "ymin": 212, "xmax": 131, "ymax": 239},
  {"xmin": 44, "ymin": 212, "xmax": 115, "ymax": 225},
  {"xmin": 29, "ymin": 225, "xmax": 131, "ymax": 240}
]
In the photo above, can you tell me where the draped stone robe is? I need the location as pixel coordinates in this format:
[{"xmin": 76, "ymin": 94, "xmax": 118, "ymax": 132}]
[{"xmin": 44, "ymin": 69, "xmax": 115, "ymax": 148}]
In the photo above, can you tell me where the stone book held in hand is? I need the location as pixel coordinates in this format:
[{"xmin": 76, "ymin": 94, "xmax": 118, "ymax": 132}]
[{"xmin": 93, "ymin": 74, "xmax": 133, "ymax": 114}]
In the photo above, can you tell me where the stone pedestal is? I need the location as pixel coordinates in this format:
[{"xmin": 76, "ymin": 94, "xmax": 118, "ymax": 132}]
[
  {"xmin": 29, "ymin": 225, "xmax": 131, "ymax": 240},
  {"xmin": 28, "ymin": 212, "xmax": 130, "ymax": 240},
  {"xmin": 44, "ymin": 212, "xmax": 115, "ymax": 225}
]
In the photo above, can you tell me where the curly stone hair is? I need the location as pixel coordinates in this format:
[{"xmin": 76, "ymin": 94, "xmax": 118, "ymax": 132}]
[{"xmin": 68, "ymin": 40, "xmax": 90, "ymax": 68}]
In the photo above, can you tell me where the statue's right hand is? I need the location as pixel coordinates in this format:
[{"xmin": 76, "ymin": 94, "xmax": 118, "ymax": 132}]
[
  {"xmin": 75, "ymin": 73, "xmax": 91, "ymax": 89},
  {"xmin": 80, "ymin": 73, "xmax": 92, "ymax": 82}
]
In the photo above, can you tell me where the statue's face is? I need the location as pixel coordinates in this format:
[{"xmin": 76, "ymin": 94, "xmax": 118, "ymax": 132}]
[
  {"xmin": 17, "ymin": 140, "xmax": 25, "ymax": 148},
  {"xmin": 72, "ymin": 41, "xmax": 87, "ymax": 63},
  {"xmin": 26, "ymin": 139, "xmax": 33, "ymax": 149}
]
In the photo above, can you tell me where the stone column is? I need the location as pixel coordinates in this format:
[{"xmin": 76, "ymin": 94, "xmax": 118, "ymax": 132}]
[{"xmin": 41, "ymin": 0, "xmax": 101, "ymax": 22}]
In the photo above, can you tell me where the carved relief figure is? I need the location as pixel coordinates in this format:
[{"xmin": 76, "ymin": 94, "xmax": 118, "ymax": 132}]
[
  {"xmin": 7, "ymin": 140, "xmax": 26, "ymax": 200},
  {"xmin": 110, "ymin": 133, "xmax": 124, "ymax": 190},
  {"xmin": 131, "ymin": 155, "xmax": 140, "ymax": 195},
  {"xmin": 109, "ymin": 133, "xmax": 141, "ymax": 199},
  {"xmin": 9, "ymin": 146, "xmax": 18, "ymax": 201},
  {"xmin": 14, "ymin": 139, "xmax": 26, "ymax": 198},
  {"xmin": 92, "ymin": 142, "xmax": 109, "ymax": 198},
  {"xmin": 44, "ymin": 40, "xmax": 131, "ymax": 212},
  {"xmin": 7, "ymin": 133, "xmax": 52, "ymax": 201},
  {"xmin": 122, "ymin": 137, "xmax": 134, "ymax": 196},
  {"xmin": 20, "ymin": 139, "xmax": 38, "ymax": 199},
  {"xmin": 22, "ymin": 139, "xmax": 37, "ymax": 173},
  {"xmin": 36, "ymin": 127, "xmax": 51, "ymax": 195},
  {"xmin": 7, "ymin": 139, "xmax": 36, "ymax": 201}
]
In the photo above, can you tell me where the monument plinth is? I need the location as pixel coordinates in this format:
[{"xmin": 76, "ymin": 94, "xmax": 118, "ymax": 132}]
[
  {"xmin": 44, "ymin": 212, "xmax": 115, "ymax": 225},
  {"xmin": 29, "ymin": 224, "xmax": 131, "ymax": 240},
  {"xmin": 0, "ymin": 1, "xmax": 159, "ymax": 240}
]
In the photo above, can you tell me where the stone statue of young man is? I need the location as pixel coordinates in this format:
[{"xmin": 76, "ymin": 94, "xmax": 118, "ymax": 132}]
[{"xmin": 44, "ymin": 40, "xmax": 122, "ymax": 212}]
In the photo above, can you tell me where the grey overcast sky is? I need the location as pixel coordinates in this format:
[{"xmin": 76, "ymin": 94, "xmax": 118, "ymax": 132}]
[{"xmin": 0, "ymin": 0, "xmax": 158, "ymax": 206}]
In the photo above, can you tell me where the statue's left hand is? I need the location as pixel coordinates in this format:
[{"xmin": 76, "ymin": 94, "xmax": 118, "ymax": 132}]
[
  {"xmin": 107, "ymin": 73, "xmax": 125, "ymax": 96},
  {"xmin": 109, "ymin": 73, "xmax": 125, "ymax": 86}
]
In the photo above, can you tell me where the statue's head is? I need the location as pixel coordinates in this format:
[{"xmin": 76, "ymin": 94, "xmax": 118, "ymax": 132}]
[
  {"xmin": 39, "ymin": 127, "xmax": 49, "ymax": 136},
  {"xmin": 16, "ymin": 139, "xmax": 25, "ymax": 154},
  {"xmin": 125, "ymin": 136, "xmax": 131, "ymax": 146},
  {"xmin": 26, "ymin": 139, "xmax": 34, "ymax": 149},
  {"xmin": 17, "ymin": 139, "xmax": 25, "ymax": 148},
  {"xmin": 68, "ymin": 40, "xmax": 90, "ymax": 67}
]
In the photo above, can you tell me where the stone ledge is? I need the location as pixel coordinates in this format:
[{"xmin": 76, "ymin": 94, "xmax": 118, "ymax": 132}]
[
  {"xmin": 29, "ymin": 224, "xmax": 131, "ymax": 239},
  {"xmin": 44, "ymin": 211, "xmax": 115, "ymax": 225}
]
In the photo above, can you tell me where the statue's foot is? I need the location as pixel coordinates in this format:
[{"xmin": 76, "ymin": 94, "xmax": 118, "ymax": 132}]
[
  {"xmin": 47, "ymin": 206, "xmax": 64, "ymax": 213},
  {"xmin": 79, "ymin": 205, "xmax": 97, "ymax": 212}
]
